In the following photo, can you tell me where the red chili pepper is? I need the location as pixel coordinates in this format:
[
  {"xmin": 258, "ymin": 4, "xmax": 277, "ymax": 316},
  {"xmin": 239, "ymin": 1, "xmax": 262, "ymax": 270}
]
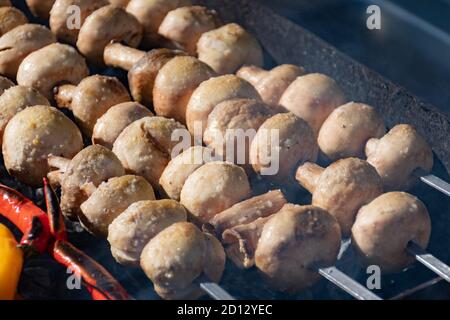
[{"xmin": 0, "ymin": 184, "xmax": 51, "ymax": 255}]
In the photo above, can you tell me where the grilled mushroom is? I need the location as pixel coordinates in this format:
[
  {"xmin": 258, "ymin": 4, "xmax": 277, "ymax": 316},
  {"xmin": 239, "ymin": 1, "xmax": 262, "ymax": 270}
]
[
  {"xmin": 16, "ymin": 43, "xmax": 89, "ymax": 101},
  {"xmin": 197, "ymin": 23, "xmax": 263, "ymax": 75},
  {"xmin": 0, "ymin": 24, "xmax": 56, "ymax": 79},
  {"xmin": 0, "ymin": 75, "xmax": 13, "ymax": 94},
  {"xmin": 77, "ymin": 5, "xmax": 142, "ymax": 66},
  {"xmin": 279, "ymin": 73, "xmax": 347, "ymax": 135},
  {"xmin": 0, "ymin": 85, "xmax": 50, "ymax": 145},
  {"xmin": 26, "ymin": 0, "xmax": 55, "ymax": 19},
  {"xmin": 318, "ymin": 102, "xmax": 386, "ymax": 161},
  {"xmin": 50, "ymin": 0, "xmax": 108, "ymax": 45},
  {"xmin": 0, "ymin": 6, "xmax": 28, "ymax": 36},
  {"xmin": 108, "ymin": 199, "xmax": 187, "ymax": 266},
  {"xmin": 158, "ymin": 5, "xmax": 221, "ymax": 55},
  {"xmin": 55, "ymin": 75, "xmax": 131, "ymax": 137},
  {"xmin": 255, "ymin": 204, "xmax": 341, "ymax": 292},
  {"xmin": 237, "ymin": 64, "xmax": 306, "ymax": 106},
  {"xmin": 3, "ymin": 105, "xmax": 83, "ymax": 186},
  {"xmin": 140, "ymin": 222, "xmax": 225, "ymax": 300},
  {"xmin": 186, "ymin": 74, "xmax": 261, "ymax": 136},
  {"xmin": 80, "ymin": 175, "xmax": 156, "ymax": 237},
  {"xmin": 92, "ymin": 102, "xmax": 153, "ymax": 149},
  {"xmin": 365, "ymin": 124, "xmax": 433, "ymax": 191},
  {"xmin": 48, "ymin": 145, "xmax": 125, "ymax": 220},
  {"xmin": 296, "ymin": 158, "xmax": 383, "ymax": 235},
  {"xmin": 352, "ymin": 192, "xmax": 431, "ymax": 272}
]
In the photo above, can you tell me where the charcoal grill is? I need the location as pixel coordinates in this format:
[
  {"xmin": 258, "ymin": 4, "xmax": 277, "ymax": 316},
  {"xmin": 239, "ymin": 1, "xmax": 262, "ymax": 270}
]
[{"xmin": 2, "ymin": 0, "xmax": 449, "ymax": 300}]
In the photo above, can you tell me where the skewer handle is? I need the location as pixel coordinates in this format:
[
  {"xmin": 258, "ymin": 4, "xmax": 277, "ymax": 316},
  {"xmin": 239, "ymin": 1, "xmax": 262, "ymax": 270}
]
[
  {"xmin": 415, "ymin": 169, "xmax": 450, "ymax": 197},
  {"xmin": 318, "ymin": 266, "xmax": 382, "ymax": 300},
  {"xmin": 407, "ymin": 241, "xmax": 450, "ymax": 283},
  {"xmin": 200, "ymin": 282, "xmax": 236, "ymax": 300}
]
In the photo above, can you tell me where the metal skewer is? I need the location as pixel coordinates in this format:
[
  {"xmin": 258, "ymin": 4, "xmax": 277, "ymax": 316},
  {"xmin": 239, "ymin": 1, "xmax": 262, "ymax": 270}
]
[
  {"xmin": 318, "ymin": 266, "xmax": 382, "ymax": 300},
  {"xmin": 196, "ymin": 274, "xmax": 236, "ymax": 300},
  {"xmin": 407, "ymin": 241, "xmax": 450, "ymax": 283},
  {"xmin": 414, "ymin": 168, "xmax": 450, "ymax": 197}
]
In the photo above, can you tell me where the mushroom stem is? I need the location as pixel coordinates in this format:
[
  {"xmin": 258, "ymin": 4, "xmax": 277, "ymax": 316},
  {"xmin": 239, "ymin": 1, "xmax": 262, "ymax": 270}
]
[
  {"xmin": 365, "ymin": 137, "xmax": 380, "ymax": 158},
  {"xmin": 104, "ymin": 42, "xmax": 146, "ymax": 71},
  {"xmin": 48, "ymin": 155, "xmax": 71, "ymax": 172},
  {"xmin": 236, "ymin": 65, "xmax": 268, "ymax": 86},
  {"xmin": 47, "ymin": 170, "xmax": 63, "ymax": 188},
  {"xmin": 222, "ymin": 216, "xmax": 273, "ymax": 269},
  {"xmin": 54, "ymin": 84, "xmax": 76, "ymax": 110},
  {"xmin": 80, "ymin": 182, "xmax": 97, "ymax": 197},
  {"xmin": 208, "ymin": 190, "xmax": 287, "ymax": 237},
  {"xmin": 295, "ymin": 162, "xmax": 324, "ymax": 193}
]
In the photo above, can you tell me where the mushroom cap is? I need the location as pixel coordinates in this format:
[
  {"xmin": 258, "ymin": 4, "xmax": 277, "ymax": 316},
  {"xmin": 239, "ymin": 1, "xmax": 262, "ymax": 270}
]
[
  {"xmin": 153, "ymin": 56, "xmax": 216, "ymax": 124},
  {"xmin": 254, "ymin": 64, "xmax": 306, "ymax": 106},
  {"xmin": 0, "ymin": 0, "xmax": 10, "ymax": 6},
  {"xmin": 108, "ymin": 199, "xmax": 187, "ymax": 266},
  {"xmin": 80, "ymin": 175, "xmax": 156, "ymax": 237},
  {"xmin": 255, "ymin": 204, "xmax": 341, "ymax": 292},
  {"xmin": 352, "ymin": 192, "xmax": 431, "ymax": 272},
  {"xmin": 126, "ymin": 0, "xmax": 191, "ymax": 48},
  {"xmin": 93, "ymin": 101, "xmax": 153, "ymax": 149},
  {"xmin": 128, "ymin": 48, "xmax": 187, "ymax": 107},
  {"xmin": 160, "ymin": 146, "xmax": 213, "ymax": 200},
  {"xmin": 59, "ymin": 145, "xmax": 125, "ymax": 220},
  {"xmin": 204, "ymin": 98, "xmax": 275, "ymax": 165},
  {"xmin": 26, "ymin": 0, "xmax": 55, "ymax": 19},
  {"xmin": 17, "ymin": 43, "xmax": 89, "ymax": 101},
  {"xmin": 0, "ymin": 24, "xmax": 56, "ymax": 79},
  {"xmin": 186, "ymin": 74, "xmax": 261, "ymax": 135},
  {"xmin": 180, "ymin": 161, "xmax": 252, "ymax": 224},
  {"xmin": 279, "ymin": 73, "xmax": 347, "ymax": 135},
  {"xmin": 197, "ymin": 23, "xmax": 263, "ymax": 75},
  {"xmin": 318, "ymin": 102, "xmax": 386, "ymax": 161},
  {"xmin": 50, "ymin": 0, "xmax": 108, "ymax": 45},
  {"xmin": 112, "ymin": 116, "xmax": 189, "ymax": 190},
  {"xmin": 140, "ymin": 221, "xmax": 225, "ymax": 300},
  {"xmin": 0, "ymin": 75, "xmax": 14, "ymax": 94},
  {"xmin": 365, "ymin": 124, "xmax": 433, "ymax": 191},
  {"xmin": 0, "ymin": 85, "xmax": 50, "ymax": 145},
  {"xmin": 312, "ymin": 158, "xmax": 383, "ymax": 235},
  {"xmin": 0, "ymin": 6, "xmax": 28, "ymax": 36},
  {"xmin": 77, "ymin": 5, "xmax": 142, "ymax": 66},
  {"xmin": 250, "ymin": 112, "xmax": 318, "ymax": 183},
  {"xmin": 158, "ymin": 5, "xmax": 221, "ymax": 55},
  {"xmin": 3, "ymin": 105, "xmax": 83, "ymax": 186},
  {"xmin": 109, "ymin": 0, "xmax": 129, "ymax": 7},
  {"xmin": 70, "ymin": 75, "xmax": 131, "ymax": 137}
]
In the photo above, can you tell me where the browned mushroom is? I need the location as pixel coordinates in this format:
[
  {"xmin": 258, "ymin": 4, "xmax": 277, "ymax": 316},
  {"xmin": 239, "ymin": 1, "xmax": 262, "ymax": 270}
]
[
  {"xmin": 3, "ymin": 105, "xmax": 83, "ymax": 186},
  {"xmin": 197, "ymin": 23, "xmax": 263, "ymax": 75},
  {"xmin": 255, "ymin": 204, "xmax": 341, "ymax": 292},
  {"xmin": 54, "ymin": 75, "xmax": 131, "ymax": 137},
  {"xmin": 126, "ymin": 0, "xmax": 192, "ymax": 49},
  {"xmin": 0, "ymin": 6, "xmax": 28, "ymax": 36},
  {"xmin": 80, "ymin": 175, "xmax": 156, "ymax": 237},
  {"xmin": 26, "ymin": 0, "xmax": 55, "ymax": 19},
  {"xmin": 140, "ymin": 221, "xmax": 225, "ymax": 300},
  {"xmin": 104, "ymin": 43, "xmax": 187, "ymax": 107},
  {"xmin": 16, "ymin": 43, "xmax": 89, "ymax": 101},
  {"xmin": 158, "ymin": 5, "xmax": 221, "ymax": 55},
  {"xmin": 0, "ymin": 75, "xmax": 13, "ymax": 94},
  {"xmin": 77, "ymin": 4, "xmax": 142, "ymax": 66},
  {"xmin": 296, "ymin": 158, "xmax": 383, "ymax": 235},
  {"xmin": 250, "ymin": 112, "xmax": 318, "ymax": 183},
  {"xmin": 279, "ymin": 73, "xmax": 347, "ymax": 135},
  {"xmin": 48, "ymin": 145, "xmax": 125, "ymax": 220},
  {"xmin": 108, "ymin": 199, "xmax": 187, "ymax": 266},
  {"xmin": 153, "ymin": 56, "xmax": 216, "ymax": 123},
  {"xmin": 180, "ymin": 161, "xmax": 252, "ymax": 224},
  {"xmin": 318, "ymin": 102, "xmax": 386, "ymax": 161},
  {"xmin": 50, "ymin": 0, "xmax": 108, "ymax": 45},
  {"xmin": 112, "ymin": 116, "xmax": 190, "ymax": 191},
  {"xmin": 0, "ymin": 85, "xmax": 50, "ymax": 145},
  {"xmin": 237, "ymin": 64, "xmax": 306, "ymax": 106},
  {"xmin": 203, "ymin": 98, "xmax": 275, "ymax": 169},
  {"xmin": 186, "ymin": 74, "xmax": 261, "ymax": 136},
  {"xmin": 365, "ymin": 124, "xmax": 433, "ymax": 191},
  {"xmin": 0, "ymin": 24, "xmax": 56, "ymax": 79},
  {"xmin": 352, "ymin": 192, "xmax": 431, "ymax": 272},
  {"xmin": 92, "ymin": 101, "xmax": 153, "ymax": 149}
]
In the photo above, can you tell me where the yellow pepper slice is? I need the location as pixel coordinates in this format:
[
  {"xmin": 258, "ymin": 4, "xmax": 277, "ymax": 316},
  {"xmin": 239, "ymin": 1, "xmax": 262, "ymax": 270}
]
[{"xmin": 0, "ymin": 223, "xmax": 23, "ymax": 300}]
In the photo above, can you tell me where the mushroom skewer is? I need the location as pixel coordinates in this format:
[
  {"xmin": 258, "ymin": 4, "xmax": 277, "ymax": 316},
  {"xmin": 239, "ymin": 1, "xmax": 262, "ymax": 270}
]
[{"xmin": 406, "ymin": 242, "xmax": 450, "ymax": 283}]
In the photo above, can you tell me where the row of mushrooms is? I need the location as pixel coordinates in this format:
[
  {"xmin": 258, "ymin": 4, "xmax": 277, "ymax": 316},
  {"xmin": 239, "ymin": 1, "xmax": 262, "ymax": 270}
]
[{"xmin": 0, "ymin": 0, "xmax": 436, "ymax": 299}]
